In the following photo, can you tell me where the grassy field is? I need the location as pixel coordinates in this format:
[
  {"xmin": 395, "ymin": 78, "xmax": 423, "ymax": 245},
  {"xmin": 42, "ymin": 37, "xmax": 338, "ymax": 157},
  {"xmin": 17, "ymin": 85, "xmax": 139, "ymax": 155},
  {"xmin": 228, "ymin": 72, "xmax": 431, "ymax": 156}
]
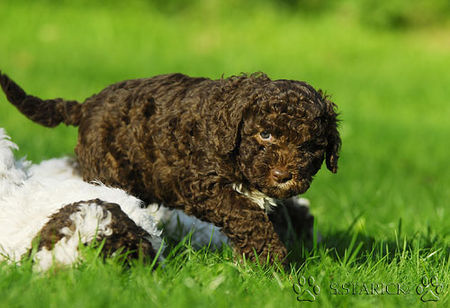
[{"xmin": 0, "ymin": 1, "xmax": 449, "ymax": 307}]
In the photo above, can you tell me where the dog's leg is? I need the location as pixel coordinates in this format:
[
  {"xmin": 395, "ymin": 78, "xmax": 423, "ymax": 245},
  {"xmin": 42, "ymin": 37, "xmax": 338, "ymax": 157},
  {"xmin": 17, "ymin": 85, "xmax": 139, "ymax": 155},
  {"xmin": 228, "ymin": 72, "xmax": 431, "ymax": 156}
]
[
  {"xmin": 187, "ymin": 186, "xmax": 287, "ymax": 264},
  {"xmin": 269, "ymin": 197, "xmax": 315, "ymax": 245},
  {"xmin": 32, "ymin": 199, "xmax": 159, "ymax": 271}
]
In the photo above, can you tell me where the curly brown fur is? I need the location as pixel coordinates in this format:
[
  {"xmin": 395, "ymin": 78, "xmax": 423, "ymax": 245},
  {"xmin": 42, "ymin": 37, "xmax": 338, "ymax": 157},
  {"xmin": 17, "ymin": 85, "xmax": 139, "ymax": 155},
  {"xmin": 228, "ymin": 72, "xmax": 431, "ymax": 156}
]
[
  {"xmin": 0, "ymin": 72, "xmax": 81, "ymax": 127},
  {"xmin": 1, "ymin": 71, "xmax": 340, "ymax": 263}
]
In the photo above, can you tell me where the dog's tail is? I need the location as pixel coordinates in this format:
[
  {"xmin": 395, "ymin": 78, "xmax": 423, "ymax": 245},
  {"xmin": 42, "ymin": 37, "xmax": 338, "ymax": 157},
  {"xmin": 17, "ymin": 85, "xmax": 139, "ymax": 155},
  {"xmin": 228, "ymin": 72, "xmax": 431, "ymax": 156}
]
[{"xmin": 0, "ymin": 72, "xmax": 82, "ymax": 127}]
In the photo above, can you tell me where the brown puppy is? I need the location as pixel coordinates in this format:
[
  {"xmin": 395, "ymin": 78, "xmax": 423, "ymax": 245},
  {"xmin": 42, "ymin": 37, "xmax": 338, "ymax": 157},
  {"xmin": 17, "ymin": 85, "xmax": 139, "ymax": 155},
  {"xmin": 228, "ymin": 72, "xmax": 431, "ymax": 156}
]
[{"xmin": 1, "ymin": 72, "xmax": 340, "ymax": 263}]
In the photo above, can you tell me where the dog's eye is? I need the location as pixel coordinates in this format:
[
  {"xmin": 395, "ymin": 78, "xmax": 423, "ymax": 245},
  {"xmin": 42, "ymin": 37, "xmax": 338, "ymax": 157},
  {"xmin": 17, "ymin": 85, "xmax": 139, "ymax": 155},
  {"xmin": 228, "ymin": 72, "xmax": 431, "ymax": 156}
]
[{"xmin": 259, "ymin": 131, "xmax": 272, "ymax": 140}]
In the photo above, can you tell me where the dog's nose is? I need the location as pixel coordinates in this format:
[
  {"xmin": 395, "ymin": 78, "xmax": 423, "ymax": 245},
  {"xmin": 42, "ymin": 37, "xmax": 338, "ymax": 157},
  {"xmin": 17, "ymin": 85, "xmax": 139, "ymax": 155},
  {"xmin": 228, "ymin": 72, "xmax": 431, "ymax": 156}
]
[{"xmin": 271, "ymin": 168, "xmax": 292, "ymax": 183}]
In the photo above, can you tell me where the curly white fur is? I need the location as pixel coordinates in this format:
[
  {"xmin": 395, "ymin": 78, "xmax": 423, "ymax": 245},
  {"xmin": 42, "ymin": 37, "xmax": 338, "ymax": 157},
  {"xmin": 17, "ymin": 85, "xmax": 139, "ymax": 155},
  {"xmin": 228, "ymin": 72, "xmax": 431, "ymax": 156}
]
[
  {"xmin": 0, "ymin": 128, "xmax": 163, "ymax": 270},
  {"xmin": 149, "ymin": 205, "xmax": 229, "ymax": 249}
]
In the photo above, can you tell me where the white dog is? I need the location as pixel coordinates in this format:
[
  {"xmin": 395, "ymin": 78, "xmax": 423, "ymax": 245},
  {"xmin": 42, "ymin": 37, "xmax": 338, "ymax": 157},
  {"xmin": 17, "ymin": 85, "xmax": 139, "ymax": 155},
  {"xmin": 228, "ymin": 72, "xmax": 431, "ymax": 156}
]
[{"xmin": 0, "ymin": 128, "xmax": 164, "ymax": 271}]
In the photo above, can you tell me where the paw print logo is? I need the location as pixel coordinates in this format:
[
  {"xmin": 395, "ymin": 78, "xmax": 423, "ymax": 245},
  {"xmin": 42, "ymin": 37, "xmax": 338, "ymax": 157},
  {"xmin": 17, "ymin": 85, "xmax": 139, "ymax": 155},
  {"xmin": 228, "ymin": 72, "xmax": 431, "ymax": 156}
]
[
  {"xmin": 416, "ymin": 276, "xmax": 444, "ymax": 302},
  {"xmin": 293, "ymin": 275, "xmax": 320, "ymax": 302}
]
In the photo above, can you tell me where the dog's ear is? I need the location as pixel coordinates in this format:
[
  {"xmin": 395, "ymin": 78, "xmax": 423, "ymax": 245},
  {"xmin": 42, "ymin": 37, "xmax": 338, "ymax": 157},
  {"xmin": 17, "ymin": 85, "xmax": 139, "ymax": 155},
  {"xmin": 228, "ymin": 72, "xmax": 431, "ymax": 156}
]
[
  {"xmin": 208, "ymin": 75, "xmax": 257, "ymax": 155},
  {"xmin": 210, "ymin": 96, "xmax": 250, "ymax": 155},
  {"xmin": 326, "ymin": 125, "xmax": 341, "ymax": 173},
  {"xmin": 321, "ymin": 93, "xmax": 341, "ymax": 173}
]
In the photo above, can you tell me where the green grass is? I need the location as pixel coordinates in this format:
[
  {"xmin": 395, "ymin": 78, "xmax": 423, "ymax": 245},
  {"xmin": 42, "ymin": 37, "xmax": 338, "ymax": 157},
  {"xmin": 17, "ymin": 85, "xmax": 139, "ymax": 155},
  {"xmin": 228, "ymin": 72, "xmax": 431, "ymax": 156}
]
[{"xmin": 0, "ymin": 1, "xmax": 449, "ymax": 307}]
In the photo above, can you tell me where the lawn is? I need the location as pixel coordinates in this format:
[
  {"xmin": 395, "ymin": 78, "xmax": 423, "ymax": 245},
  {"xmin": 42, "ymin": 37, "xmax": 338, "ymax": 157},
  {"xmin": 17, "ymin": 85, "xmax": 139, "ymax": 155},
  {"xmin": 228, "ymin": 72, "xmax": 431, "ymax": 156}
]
[{"xmin": 0, "ymin": 1, "xmax": 449, "ymax": 307}]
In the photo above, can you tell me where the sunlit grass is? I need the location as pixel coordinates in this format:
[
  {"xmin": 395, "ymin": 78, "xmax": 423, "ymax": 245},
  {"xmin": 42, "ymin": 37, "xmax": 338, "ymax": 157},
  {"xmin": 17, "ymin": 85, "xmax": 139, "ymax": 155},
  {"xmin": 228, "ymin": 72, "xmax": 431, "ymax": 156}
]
[{"xmin": 0, "ymin": 1, "xmax": 449, "ymax": 307}]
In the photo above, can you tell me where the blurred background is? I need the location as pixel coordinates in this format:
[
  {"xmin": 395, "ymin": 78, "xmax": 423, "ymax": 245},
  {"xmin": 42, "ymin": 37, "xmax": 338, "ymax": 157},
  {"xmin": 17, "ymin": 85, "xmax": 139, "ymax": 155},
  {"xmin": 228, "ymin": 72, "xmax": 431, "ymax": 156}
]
[{"xmin": 1, "ymin": 0, "xmax": 449, "ymax": 239}]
